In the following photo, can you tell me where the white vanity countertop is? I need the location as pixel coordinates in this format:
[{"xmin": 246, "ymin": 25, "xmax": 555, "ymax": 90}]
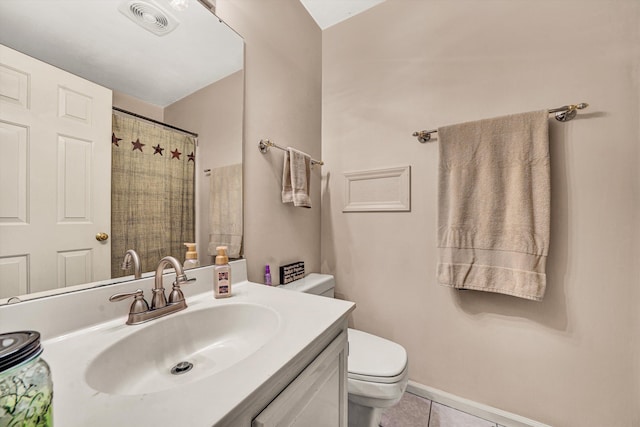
[{"xmin": 1, "ymin": 261, "xmax": 355, "ymax": 426}]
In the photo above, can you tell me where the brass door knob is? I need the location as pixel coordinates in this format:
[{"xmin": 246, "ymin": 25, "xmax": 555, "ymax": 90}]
[{"xmin": 96, "ymin": 232, "xmax": 109, "ymax": 242}]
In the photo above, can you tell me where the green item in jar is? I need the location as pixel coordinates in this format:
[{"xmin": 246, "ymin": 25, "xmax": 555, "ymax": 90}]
[
  {"xmin": 1, "ymin": 373, "xmax": 53, "ymax": 427},
  {"xmin": 1, "ymin": 331, "xmax": 53, "ymax": 427}
]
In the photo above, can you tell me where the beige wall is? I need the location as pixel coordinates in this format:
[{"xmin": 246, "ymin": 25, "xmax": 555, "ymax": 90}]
[
  {"xmin": 322, "ymin": 1, "xmax": 640, "ymax": 426},
  {"xmin": 165, "ymin": 70, "xmax": 244, "ymax": 264},
  {"xmin": 165, "ymin": 70, "xmax": 243, "ymax": 167},
  {"xmin": 112, "ymin": 90, "xmax": 164, "ymax": 121},
  {"xmin": 217, "ymin": 0, "xmax": 323, "ymax": 283}
]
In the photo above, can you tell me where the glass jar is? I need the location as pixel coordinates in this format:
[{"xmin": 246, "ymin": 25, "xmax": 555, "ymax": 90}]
[{"xmin": 0, "ymin": 331, "xmax": 53, "ymax": 427}]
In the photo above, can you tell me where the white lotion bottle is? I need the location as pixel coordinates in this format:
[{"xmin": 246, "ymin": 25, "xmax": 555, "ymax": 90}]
[
  {"xmin": 213, "ymin": 246, "xmax": 231, "ymax": 298},
  {"xmin": 183, "ymin": 243, "xmax": 200, "ymax": 269}
]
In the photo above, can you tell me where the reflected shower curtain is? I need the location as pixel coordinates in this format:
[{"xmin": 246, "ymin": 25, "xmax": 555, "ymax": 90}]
[{"xmin": 111, "ymin": 113, "xmax": 195, "ymax": 277}]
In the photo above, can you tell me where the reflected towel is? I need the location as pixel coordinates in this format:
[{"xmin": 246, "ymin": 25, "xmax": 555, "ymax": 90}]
[
  {"xmin": 208, "ymin": 163, "xmax": 243, "ymax": 258},
  {"xmin": 282, "ymin": 147, "xmax": 312, "ymax": 208},
  {"xmin": 437, "ymin": 110, "xmax": 550, "ymax": 301}
]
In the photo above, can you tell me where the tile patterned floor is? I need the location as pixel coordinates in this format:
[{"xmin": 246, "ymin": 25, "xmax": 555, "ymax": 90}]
[{"xmin": 381, "ymin": 392, "xmax": 506, "ymax": 427}]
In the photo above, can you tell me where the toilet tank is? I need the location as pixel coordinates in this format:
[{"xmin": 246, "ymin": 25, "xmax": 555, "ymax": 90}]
[{"xmin": 279, "ymin": 273, "xmax": 335, "ymax": 297}]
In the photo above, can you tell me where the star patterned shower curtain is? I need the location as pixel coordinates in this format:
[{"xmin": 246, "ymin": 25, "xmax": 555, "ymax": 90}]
[{"xmin": 111, "ymin": 112, "xmax": 195, "ymax": 277}]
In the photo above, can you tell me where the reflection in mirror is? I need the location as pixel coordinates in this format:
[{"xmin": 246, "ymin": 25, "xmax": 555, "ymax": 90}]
[
  {"xmin": 110, "ymin": 112, "xmax": 196, "ymax": 279},
  {"xmin": 0, "ymin": 0, "xmax": 244, "ymax": 303}
]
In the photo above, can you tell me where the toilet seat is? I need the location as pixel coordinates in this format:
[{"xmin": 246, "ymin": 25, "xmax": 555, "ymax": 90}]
[
  {"xmin": 347, "ymin": 328, "xmax": 407, "ymax": 384},
  {"xmin": 347, "ymin": 329, "xmax": 409, "ymax": 409},
  {"xmin": 347, "ymin": 365, "xmax": 409, "ymax": 408}
]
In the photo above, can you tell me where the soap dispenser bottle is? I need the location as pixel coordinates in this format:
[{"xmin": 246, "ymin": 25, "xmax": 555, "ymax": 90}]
[
  {"xmin": 213, "ymin": 246, "xmax": 231, "ymax": 298},
  {"xmin": 183, "ymin": 243, "xmax": 200, "ymax": 269}
]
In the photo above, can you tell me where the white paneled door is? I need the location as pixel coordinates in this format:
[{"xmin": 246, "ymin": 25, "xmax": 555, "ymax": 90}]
[{"xmin": 0, "ymin": 44, "xmax": 112, "ymax": 298}]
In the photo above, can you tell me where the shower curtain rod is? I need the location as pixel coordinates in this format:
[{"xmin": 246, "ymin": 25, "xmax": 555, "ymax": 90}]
[
  {"xmin": 412, "ymin": 102, "xmax": 588, "ymax": 143},
  {"xmin": 112, "ymin": 107, "xmax": 199, "ymax": 138}
]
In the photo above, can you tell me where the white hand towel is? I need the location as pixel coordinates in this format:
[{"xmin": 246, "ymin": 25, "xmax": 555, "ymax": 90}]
[
  {"xmin": 437, "ymin": 110, "xmax": 550, "ymax": 301},
  {"xmin": 282, "ymin": 147, "xmax": 312, "ymax": 208}
]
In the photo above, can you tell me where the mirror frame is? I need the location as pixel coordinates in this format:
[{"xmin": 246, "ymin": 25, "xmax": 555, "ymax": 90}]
[{"xmin": 0, "ymin": 1, "xmax": 244, "ymax": 304}]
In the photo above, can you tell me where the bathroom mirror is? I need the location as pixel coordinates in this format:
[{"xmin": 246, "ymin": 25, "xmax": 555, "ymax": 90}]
[{"xmin": 0, "ymin": 0, "xmax": 244, "ymax": 303}]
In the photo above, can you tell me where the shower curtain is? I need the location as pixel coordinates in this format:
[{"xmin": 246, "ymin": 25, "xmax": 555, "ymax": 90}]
[{"xmin": 111, "ymin": 112, "xmax": 195, "ymax": 277}]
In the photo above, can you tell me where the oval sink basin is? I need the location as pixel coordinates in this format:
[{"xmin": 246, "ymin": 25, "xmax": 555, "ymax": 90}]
[{"xmin": 85, "ymin": 303, "xmax": 280, "ymax": 396}]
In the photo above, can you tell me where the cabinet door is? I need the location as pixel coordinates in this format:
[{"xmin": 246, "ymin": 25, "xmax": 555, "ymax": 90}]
[{"xmin": 252, "ymin": 330, "xmax": 348, "ymax": 427}]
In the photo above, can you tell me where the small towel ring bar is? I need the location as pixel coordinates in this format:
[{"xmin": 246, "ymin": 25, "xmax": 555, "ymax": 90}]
[
  {"xmin": 412, "ymin": 102, "xmax": 589, "ymax": 143},
  {"xmin": 258, "ymin": 139, "xmax": 324, "ymax": 166}
]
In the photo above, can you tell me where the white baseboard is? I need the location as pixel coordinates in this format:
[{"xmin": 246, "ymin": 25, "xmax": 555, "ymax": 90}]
[{"xmin": 406, "ymin": 381, "xmax": 552, "ymax": 427}]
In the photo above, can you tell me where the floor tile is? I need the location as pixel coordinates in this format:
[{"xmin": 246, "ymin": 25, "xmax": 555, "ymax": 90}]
[
  {"xmin": 429, "ymin": 402, "xmax": 496, "ymax": 427},
  {"xmin": 380, "ymin": 392, "xmax": 431, "ymax": 427}
]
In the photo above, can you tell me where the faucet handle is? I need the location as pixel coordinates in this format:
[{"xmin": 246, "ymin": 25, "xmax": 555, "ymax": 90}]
[
  {"xmin": 109, "ymin": 289, "xmax": 150, "ymax": 315},
  {"xmin": 168, "ymin": 276, "xmax": 196, "ymax": 304}
]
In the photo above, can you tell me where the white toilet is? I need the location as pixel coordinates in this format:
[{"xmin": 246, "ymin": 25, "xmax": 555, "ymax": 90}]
[{"xmin": 280, "ymin": 273, "xmax": 409, "ymax": 427}]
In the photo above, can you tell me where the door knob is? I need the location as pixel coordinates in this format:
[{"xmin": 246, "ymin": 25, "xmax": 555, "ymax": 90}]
[{"xmin": 96, "ymin": 232, "xmax": 109, "ymax": 242}]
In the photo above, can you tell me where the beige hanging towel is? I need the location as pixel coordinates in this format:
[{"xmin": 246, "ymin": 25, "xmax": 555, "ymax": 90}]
[
  {"xmin": 208, "ymin": 163, "xmax": 243, "ymax": 259},
  {"xmin": 282, "ymin": 147, "xmax": 312, "ymax": 208},
  {"xmin": 437, "ymin": 110, "xmax": 550, "ymax": 301}
]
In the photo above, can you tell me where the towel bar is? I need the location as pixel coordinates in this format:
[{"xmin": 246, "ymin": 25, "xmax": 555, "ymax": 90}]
[
  {"xmin": 259, "ymin": 139, "xmax": 324, "ymax": 166},
  {"xmin": 412, "ymin": 102, "xmax": 589, "ymax": 143}
]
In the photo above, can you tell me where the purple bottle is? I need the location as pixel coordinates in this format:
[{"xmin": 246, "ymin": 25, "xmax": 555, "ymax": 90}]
[{"xmin": 264, "ymin": 265, "xmax": 272, "ymax": 286}]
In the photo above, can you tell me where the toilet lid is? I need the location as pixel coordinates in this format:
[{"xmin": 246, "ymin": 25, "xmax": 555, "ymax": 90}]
[{"xmin": 347, "ymin": 328, "xmax": 407, "ymax": 384}]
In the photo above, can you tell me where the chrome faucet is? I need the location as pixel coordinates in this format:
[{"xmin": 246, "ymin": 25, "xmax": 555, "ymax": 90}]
[
  {"xmin": 121, "ymin": 249, "xmax": 142, "ymax": 279},
  {"xmin": 110, "ymin": 256, "xmax": 195, "ymax": 325}
]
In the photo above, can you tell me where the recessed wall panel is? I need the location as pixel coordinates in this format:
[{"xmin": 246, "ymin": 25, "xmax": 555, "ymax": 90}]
[
  {"xmin": 57, "ymin": 135, "xmax": 92, "ymax": 221},
  {"xmin": 343, "ymin": 166, "xmax": 411, "ymax": 212},
  {"xmin": 0, "ymin": 255, "xmax": 29, "ymax": 298},
  {"xmin": 57, "ymin": 249, "xmax": 91, "ymax": 288},
  {"xmin": 58, "ymin": 87, "xmax": 92, "ymax": 124},
  {"xmin": 0, "ymin": 121, "xmax": 28, "ymax": 223},
  {"xmin": 0, "ymin": 64, "xmax": 29, "ymax": 108},
  {"xmin": 350, "ymin": 176, "xmax": 400, "ymax": 203}
]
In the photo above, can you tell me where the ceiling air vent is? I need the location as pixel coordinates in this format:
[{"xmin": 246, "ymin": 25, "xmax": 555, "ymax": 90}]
[{"xmin": 118, "ymin": 0, "xmax": 179, "ymax": 36}]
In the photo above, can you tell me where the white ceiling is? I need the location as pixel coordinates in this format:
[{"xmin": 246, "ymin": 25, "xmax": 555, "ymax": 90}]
[
  {"xmin": 0, "ymin": 0, "xmax": 383, "ymax": 107},
  {"xmin": 0, "ymin": 0, "xmax": 243, "ymax": 107},
  {"xmin": 300, "ymin": 0, "xmax": 385, "ymax": 29}
]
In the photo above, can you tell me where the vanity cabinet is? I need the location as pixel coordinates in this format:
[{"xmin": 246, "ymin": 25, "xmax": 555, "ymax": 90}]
[
  {"xmin": 0, "ymin": 266, "xmax": 356, "ymax": 427},
  {"xmin": 252, "ymin": 330, "xmax": 348, "ymax": 427}
]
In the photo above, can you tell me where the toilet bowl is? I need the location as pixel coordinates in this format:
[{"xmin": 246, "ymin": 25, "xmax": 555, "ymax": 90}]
[{"xmin": 280, "ymin": 274, "xmax": 408, "ymax": 427}]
